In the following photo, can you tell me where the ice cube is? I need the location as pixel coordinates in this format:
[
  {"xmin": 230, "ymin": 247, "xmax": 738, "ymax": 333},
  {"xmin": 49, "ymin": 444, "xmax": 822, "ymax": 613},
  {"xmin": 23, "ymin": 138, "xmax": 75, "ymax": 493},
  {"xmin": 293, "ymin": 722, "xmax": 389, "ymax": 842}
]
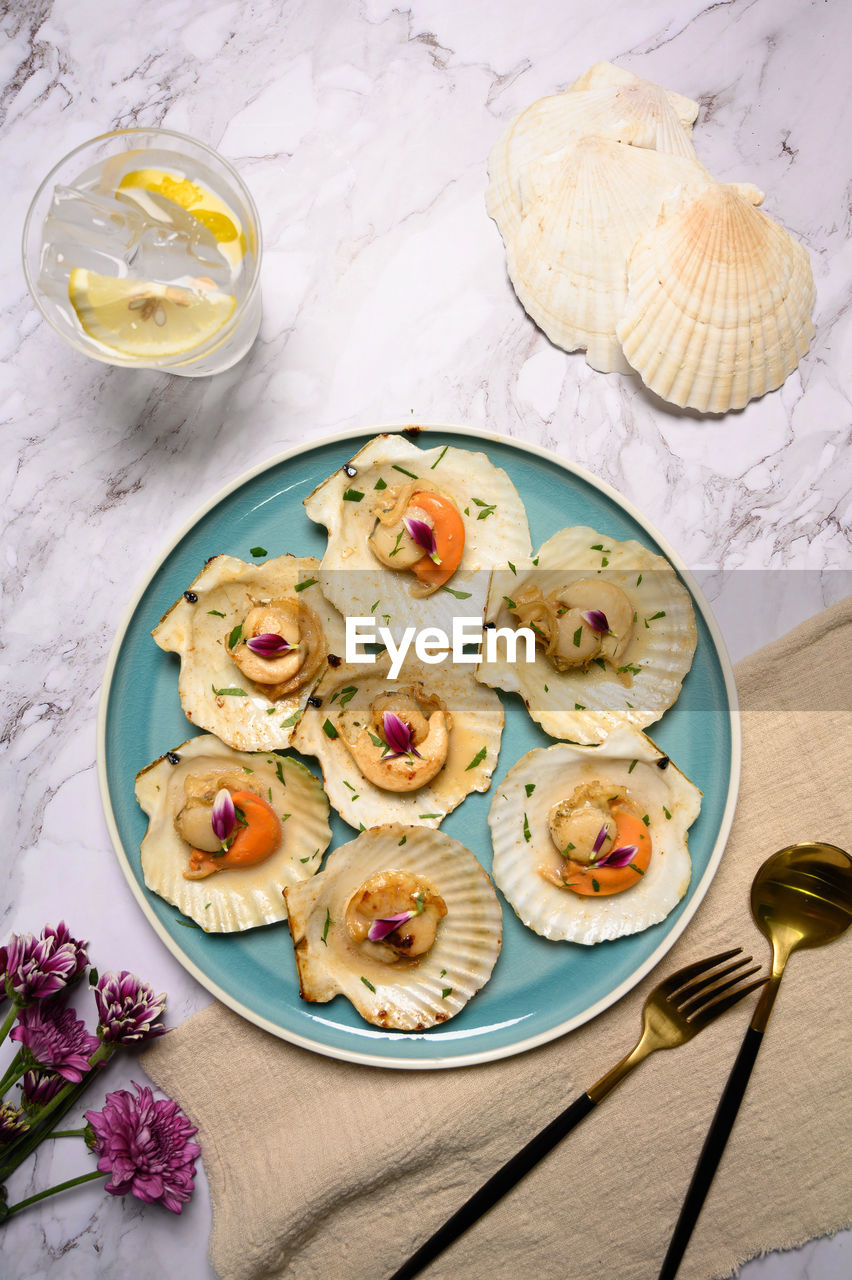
[
  {"xmin": 116, "ymin": 189, "xmax": 232, "ymax": 286},
  {"xmin": 38, "ymin": 185, "xmax": 147, "ymax": 294}
]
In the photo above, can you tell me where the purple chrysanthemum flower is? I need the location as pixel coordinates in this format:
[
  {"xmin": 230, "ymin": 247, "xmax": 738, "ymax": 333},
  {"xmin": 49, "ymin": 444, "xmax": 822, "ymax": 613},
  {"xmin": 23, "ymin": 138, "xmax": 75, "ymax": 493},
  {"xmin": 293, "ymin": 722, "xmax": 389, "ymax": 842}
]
[
  {"xmin": 85, "ymin": 1083, "xmax": 200, "ymax": 1213},
  {"xmin": 94, "ymin": 972, "xmax": 166, "ymax": 1045},
  {"xmin": 11, "ymin": 1002, "xmax": 100, "ymax": 1082},
  {"xmin": 21, "ymin": 1068, "xmax": 65, "ymax": 1113},
  {"xmin": 0, "ymin": 1101, "xmax": 29, "ymax": 1144},
  {"xmin": 1, "ymin": 921, "xmax": 88, "ymax": 1004}
]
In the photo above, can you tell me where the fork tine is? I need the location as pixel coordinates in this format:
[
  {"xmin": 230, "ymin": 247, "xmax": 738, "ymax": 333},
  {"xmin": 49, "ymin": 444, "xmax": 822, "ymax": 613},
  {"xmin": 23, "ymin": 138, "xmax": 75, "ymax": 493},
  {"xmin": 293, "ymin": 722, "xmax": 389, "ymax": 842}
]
[
  {"xmin": 687, "ymin": 975, "xmax": 768, "ymax": 1027},
  {"xmin": 656, "ymin": 948, "xmax": 743, "ymax": 999},
  {"xmin": 679, "ymin": 964, "xmax": 762, "ymax": 1017},
  {"xmin": 673, "ymin": 955, "xmax": 755, "ymax": 1009}
]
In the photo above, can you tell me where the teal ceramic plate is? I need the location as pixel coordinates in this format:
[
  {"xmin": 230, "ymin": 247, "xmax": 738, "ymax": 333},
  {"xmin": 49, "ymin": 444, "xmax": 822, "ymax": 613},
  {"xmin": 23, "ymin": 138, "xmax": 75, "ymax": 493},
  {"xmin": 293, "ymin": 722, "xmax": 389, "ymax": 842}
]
[{"xmin": 98, "ymin": 424, "xmax": 739, "ymax": 1069}]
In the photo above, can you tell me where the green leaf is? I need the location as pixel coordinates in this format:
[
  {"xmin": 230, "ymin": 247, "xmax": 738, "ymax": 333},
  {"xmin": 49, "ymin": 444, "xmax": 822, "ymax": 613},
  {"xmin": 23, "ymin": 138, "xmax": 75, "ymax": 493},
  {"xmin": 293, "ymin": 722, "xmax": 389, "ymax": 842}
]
[
  {"xmin": 503, "ymin": 595, "xmax": 517, "ymax": 610},
  {"xmin": 525, "ymin": 783, "xmax": 536, "ymax": 797},
  {"xmin": 591, "ymin": 878, "xmax": 600, "ymax": 893},
  {"xmin": 574, "ymin": 703, "xmax": 585, "ymax": 711},
  {"xmin": 628, "ymin": 759, "xmax": 637, "ymax": 773},
  {"xmin": 398, "ymin": 835, "xmax": 407, "ymax": 846},
  {"xmin": 250, "ymin": 546, "xmax": 267, "ymax": 557},
  {"xmin": 207, "ymin": 609, "xmax": 226, "ymax": 617},
  {"xmin": 374, "ymin": 477, "xmax": 388, "ymax": 490},
  {"xmin": 338, "ymin": 685, "xmax": 358, "ymax": 708},
  {"xmin": 642, "ymin": 814, "xmax": 650, "ymax": 825},
  {"xmin": 295, "ymin": 578, "xmax": 318, "ymax": 592},
  {"xmin": 418, "ymin": 812, "xmax": 441, "ymax": 819},
  {"xmin": 663, "ymin": 806, "xmax": 672, "ymax": 820},
  {"xmin": 227, "ymin": 623, "xmax": 243, "ymax": 649},
  {"xmin": 280, "ymin": 710, "xmax": 302, "ymax": 728},
  {"xmin": 507, "ymin": 561, "xmax": 516, "ymax": 574},
  {"xmin": 212, "ymin": 684, "xmax": 247, "ymax": 697},
  {"xmin": 523, "ymin": 813, "xmax": 531, "ymax": 842},
  {"xmin": 572, "ymin": 626, "xmax": 583, "ymax": 647},
  {"xmin": 442, "ymin": 988, "xmax": 453, "ymax": 999},
  {"xmin": 392, "ymin": 464, "xmax": 418, "ymax": 479},
  {"xmin": 465, "ymin": 746, "xmax": 487, "ymax": 771},
  {"xmin": 430, "ymin": 445, "xmax": 448, "ymax": 469},
  {"xmin": 343, "ymin": 488, "xmax": 364, "ymax": 502},
  {"xmin": 440, "ymin": 585, "xmax": 472, "ymax": 599},
  {"xmin": 361, "ymin": 976, "xmax": 376, "ymax": 992},
  {"xmin": 322, "ymin": 719, "xmax": 339, "ymax": 739},
  {"xmin": 322, "ymin": 909, "xmax": 332, "ymax": 945}
]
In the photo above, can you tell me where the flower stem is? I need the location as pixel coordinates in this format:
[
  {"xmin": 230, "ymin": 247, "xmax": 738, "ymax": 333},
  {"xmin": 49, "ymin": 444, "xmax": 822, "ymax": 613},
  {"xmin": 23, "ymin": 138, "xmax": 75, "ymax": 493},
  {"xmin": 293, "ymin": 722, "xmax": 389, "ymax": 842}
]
[
  {"xmin": 1, "ymin": 1169, "xmax": 107, "ymax": 1221},
  {"xmin": 50, "ymin": 1128, "xmax": 88, "ymax": 1138},
  {"xmin": 0, "ymin": 1004, "xmax": 18, "ymax": 1052},
  {"xmin": 0, "ymin": 1049, "xmax": 25, "ymax": 1097}
]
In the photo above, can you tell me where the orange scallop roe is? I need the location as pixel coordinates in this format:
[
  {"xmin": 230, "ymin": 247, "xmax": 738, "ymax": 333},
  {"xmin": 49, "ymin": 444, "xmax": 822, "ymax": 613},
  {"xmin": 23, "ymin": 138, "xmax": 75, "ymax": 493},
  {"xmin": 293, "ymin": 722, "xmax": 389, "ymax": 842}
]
[
  {"xmin": 185, "ymin": 790, "xmax": 282, "ymax": 879},
  {"xmin": 408, "ymin": 492, "xmax": 466, "ymax": 588},
  {"xmin": 560, "ymin": 808, "xmax": 652, "ymax": 897}
]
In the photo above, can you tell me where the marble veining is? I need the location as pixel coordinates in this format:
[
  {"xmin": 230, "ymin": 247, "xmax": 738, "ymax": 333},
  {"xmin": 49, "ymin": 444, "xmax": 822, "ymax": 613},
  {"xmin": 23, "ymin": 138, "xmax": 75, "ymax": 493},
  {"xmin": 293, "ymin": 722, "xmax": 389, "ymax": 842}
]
[{"xmin": 2, "ymin": 0, "xmax": 849, "ymax": 1275}]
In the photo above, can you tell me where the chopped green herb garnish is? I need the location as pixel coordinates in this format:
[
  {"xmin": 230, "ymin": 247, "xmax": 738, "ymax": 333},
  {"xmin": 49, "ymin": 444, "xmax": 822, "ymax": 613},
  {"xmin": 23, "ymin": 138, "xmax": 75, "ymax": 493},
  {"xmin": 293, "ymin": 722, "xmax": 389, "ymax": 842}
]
[
  {"xmin": 207, "ymin": 609, "xmax": 226, "ymax": 617},
  {"xmin": 442, "ymin": 987, "xmax": 453, "ymax": 999},
  {"xmin": 370, "ymin": 600, "xmax": 379, "ymax": 613},
  {"xmin": 204, "ymin": 903, "xmax": 211, "ymax": 910},
  {"xmin": 343, "ymin": 488, "xmax": 364, "ymax": 502},
  {"xmin": 295, "ymin": 578, "xmax": 318, "ymax": 592},
  {"xmin": 564, "ymin": 842, "xmax": 576, "ymax": 852},
  {"xmin": 268, "ymin": 787, "xmax": 273, "ymax": 802},
  {"xmin": 628, "ymin": 759, "xmax": 637, "ymax": 774},
  {"xmin": 211, "ymin": 684, "xmax": 247, "ymax": 697},
  {"xmin": 250, "ymin": 546, "xmax": 267, "ymax": 557},
  {"xmin": 359, "ymin": 823, "xmax": 366, "ymax": 831},
  {"xmin": 388, "ymin": 530, "xmax": 405, "ymax": 557},
  {"xmin": 523, "ymin": 813, "xmax": 531, "ymax": 842},
  {"xmin": 532, "ymin": 556, "xmax": 539, "ymax": 566},
  {"xmin": 176, "ymin": 919, "xmax": 201, "ymax": 929},
  {"xmin": 440, "ymin": 968, "xmax": 447, "ymax": 977},
  {"xmin": 227, "ymin": 623, "xmax": 243, "ymax": 649},
  {"xmin": 368, "ymin": 730, "xmax": 385, "ymax": 749},
  {"xmin": 440, "ymin": 585, "xmax": 472, "ymax": 599},
  {"xmin": 663, "ymin": 806, "xmax": 672, "ymax": 820},
  {"xmin": 574, "ymin": 702, "xmax": 586, "ymax": 711},
  {"xmin": 593, "ymin": 658, "xmax": 606, "ymax": 670},
  {"xmin": 601, "ymin": 557, "xmax": 609, "ymax": 567},
  {"xmin": 642, "ymin": 814, "xmax": 650, "ymax": 825},
  {"xmin": 431, "ymin": 445, "xmax": 448, "ymax": 469},
  {"xmin": 280, "ymin": 710, "xmax": 302, "ymax": 728},
  {"xmin": 322, "ymin": 719, "xmax": 339, "ymax": 739},
  {"xmin": 465, "ymin": 746, "xmax": 487, "ymax": 771},
  {"xmin": 343, "ymin": 780, "xmax": 358, "ymax": 794},
  {"xmin": 322, "ymin": 909, "xmax": 332, "ymax": 945},
  {"xmin": 647, "ymin": 611, "xmax": 666, "ymax": 622},
  {"xmin": 374, "ymin": 477, "xmax": 388, "ymax": 490},
  {"xmin": 419, "ymin": 813, "xmax": 441, "ymax": 819},
  {"xmin": 398, "ymin": 835, "xmax": 407, "ymax": 846},
  {"xmin": 525, "ymin": 783, "xmax": 536, "ymax": 797},
  {"xmin": 572, "ymin": 626, "xmax": 583, "ymax": 647},
  {"xmin": 618, "ymin": 663, "xmax": 642, "ymax": 676},
  {"xmin": 636, "ymin": 574, "xmax": 643, "ymax": 587},
  {"xmin": 591, "ymin": 544, "xmax": 604, "ymax": 551},
  {"xmin": 629, "ymin": 863, "xmax": 645, "ymax": 876},
  {"xmin": 503, "ymin": 595, "xmax": 517, "ymax": 610},
  {"xmin": 591, "ymin": 878, "xmax": 600, "ymax": 893},
  {"xmin": 361, "ymin": 976, "xmax": 376, "ymax": 992},
  {"xmin": 392, "ymin": 464, "xmax": 418, "ymax": 479},
  {"xmin": 242, "ymin": 765, "xmax": 254, "ymax": 774},
  {"xmin": 338, "ymin": 685, "xmax": 358, "ymax": 708}
]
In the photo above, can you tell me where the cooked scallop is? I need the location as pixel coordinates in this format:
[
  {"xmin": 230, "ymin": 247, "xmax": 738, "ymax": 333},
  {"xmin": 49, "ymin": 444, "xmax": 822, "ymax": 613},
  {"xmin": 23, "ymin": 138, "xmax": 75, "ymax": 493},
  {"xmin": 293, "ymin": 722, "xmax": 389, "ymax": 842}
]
[
  {"xmin": 476, "ymin": 525, "xmax": 696, "ymax": 743},
  {"xmin": 284, "ymin": 824, "xmax": 503, "ymax": 1030},
  {"xmin": 152, "ymin": 554, "xmax": 346, "ymax": 751},
  {"xmin": 135, "ymin": 734, "xmax": 332, "ymax": 932},
  {"xmin": 292, "ymin": 654, "xmax": 504, "ymax": 830},
  {"xmin": 302, "ymin": 434, "xmax": 532, "ymax": 643},
  {"xmin": 488, "ymin": 727, "xmax": 701, "ymax": 944}
]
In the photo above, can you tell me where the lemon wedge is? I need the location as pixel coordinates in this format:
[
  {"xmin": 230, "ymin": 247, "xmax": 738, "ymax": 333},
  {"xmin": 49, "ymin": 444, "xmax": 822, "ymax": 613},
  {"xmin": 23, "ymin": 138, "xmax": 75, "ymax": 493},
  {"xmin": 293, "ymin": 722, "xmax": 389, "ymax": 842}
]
[
  {"xmin": 117, "ymin": 168, "xmax": 248, "ymax": 268},
  {"xmin": 68, "ymin": 269, "xmax": 237, "ymax": 359}
]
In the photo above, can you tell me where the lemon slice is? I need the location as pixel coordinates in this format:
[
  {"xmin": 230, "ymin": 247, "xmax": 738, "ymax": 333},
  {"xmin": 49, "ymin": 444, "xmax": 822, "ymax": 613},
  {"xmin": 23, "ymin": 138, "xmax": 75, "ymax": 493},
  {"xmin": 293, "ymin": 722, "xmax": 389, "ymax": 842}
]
[
  {"xmin": 69, "ymin": 269, "xmax": 237, "ymax": 359},
  {"xmin": 117, "ymin": 168, "xmax": 248, "ymax": 268}
]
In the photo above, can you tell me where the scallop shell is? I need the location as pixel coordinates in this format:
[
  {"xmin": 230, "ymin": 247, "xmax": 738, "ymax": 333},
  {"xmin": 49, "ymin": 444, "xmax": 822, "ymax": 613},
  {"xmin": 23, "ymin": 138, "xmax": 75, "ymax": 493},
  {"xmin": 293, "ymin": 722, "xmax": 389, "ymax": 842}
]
[
  {"xmin": 616, "ymin": 183, "xmax": 817, "ymax": 411},
  {"xmin": 152, "ymin": 555, "xmax": 346, "ymax": 751},
  {"xmin": 568, "ymin": 61, "xmax": 700, "ymax": 130},
  {"xmin": 505, "ymin": 137, "xmax": 711, "ymax": 372},
  {"xmin": 303, "ymin": 434, "xmax": 532, "ymax": 643},
  {"xmin": 475, "ymin": 526, "xmax": 697, "ymax": 743},
  {"xmin": 292, "ymin": 654, "xmax": 504, "ymax": 830},
  {"xmin": 284, "ymin": 824, "xmax": 503, "ymax": 1029},
  {"xmin": 135, "ymin": 734, "xmax": 332, "ymax": 932},
  {"xmin": 487, "ymin": 70, "xmax": 701, "ymax": 242},
  {"xmin": 488, "ymin": 728, "xmax": 701, "ymax": 944}
]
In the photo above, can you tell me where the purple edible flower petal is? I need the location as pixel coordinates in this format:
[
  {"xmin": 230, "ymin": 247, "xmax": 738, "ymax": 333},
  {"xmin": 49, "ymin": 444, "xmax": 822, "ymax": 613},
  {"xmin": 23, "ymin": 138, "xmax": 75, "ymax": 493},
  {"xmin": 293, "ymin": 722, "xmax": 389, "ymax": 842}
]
[
  {"xmin": 382, "ymin": 711, "xmax": 421, "ymax": 759},
  {"xmin": 11, "ymin": 1001, "xmax": 100, "ymax": 1082},
  {"xmin": 245, "ymin": 632, "xmax": 297, "ymax": 656},
  {"xmin": 367, "ymin": 912, "xmax": 414, "ymax": 942},
  {"xmin": 403, "ymin": 516, "xmax": 441, "ymax": 565},
  {"xmin": 94, "ymin": 972, "xmax": 167, "ymax": 1045},
  {"xmin": 21, "ymin": 1069, "xmax": 65, "ymax": 1112},
  {"xmin": 596, "ymin": 844, "xmax": 639, "ymax": 869},
  {"xmin": 581, "ymin": 609, "xmax": 609, "ymax": 634},
  {"xmin": 85, "ymin": 1082, "xmax": 200, "ymax": 1214},
  {"xmin": 211, "ymin": 788, "xmax": 236, "ymax": 843},
  {"xmin": 592, "ymin": 824, "xmax": 609, "ymax": 855},
  {"xmin": 1, "ymin": 921, "xmax": 89, "ymax": 1004}
]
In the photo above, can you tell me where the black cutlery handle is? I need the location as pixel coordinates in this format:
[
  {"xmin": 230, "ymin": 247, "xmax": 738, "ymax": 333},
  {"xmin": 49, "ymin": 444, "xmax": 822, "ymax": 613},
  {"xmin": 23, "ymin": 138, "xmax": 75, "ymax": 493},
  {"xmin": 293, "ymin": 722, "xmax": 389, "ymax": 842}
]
[
  {"xmin": 388, "ymin": 1091, "xmax": 597, "ymax": 1280},
  {"xmin": 657, "ymin": 1025, "xmax": 765, "ymax": 1280}
]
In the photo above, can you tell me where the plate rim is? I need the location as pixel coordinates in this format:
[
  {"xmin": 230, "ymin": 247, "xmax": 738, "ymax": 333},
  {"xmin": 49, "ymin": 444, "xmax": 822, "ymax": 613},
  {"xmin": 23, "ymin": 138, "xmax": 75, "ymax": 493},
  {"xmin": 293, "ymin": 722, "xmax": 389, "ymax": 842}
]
[{"xmin": 96, "ymin": 421, "xmax": 741, "ymax": 1070}]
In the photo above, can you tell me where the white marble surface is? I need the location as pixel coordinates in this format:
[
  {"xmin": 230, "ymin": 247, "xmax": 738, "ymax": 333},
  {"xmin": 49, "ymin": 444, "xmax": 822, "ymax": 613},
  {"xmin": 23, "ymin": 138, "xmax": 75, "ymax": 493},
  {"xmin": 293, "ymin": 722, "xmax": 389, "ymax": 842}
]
[{"xmin": 2, "ymin": 0, "xmax": 850, "ymax": 1275}]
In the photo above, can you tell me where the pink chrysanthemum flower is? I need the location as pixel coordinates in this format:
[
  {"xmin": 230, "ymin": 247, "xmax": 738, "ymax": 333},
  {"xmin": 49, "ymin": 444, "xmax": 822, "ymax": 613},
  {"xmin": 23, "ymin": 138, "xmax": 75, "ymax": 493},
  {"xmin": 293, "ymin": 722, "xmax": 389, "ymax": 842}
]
[
  {"xmin": 0, "ymin": 921, "xmax": 88, "ymax": 1004},
  {"xmin": 94, "ymin": 972, "xmax": 166, "ymax": 1044},
  {"xmin": 85, "ymin": 1083, "xmax": 200, "ymax": 1213},
  {"xmin": 11, "ymin": 1002, "xmax": 100, "ymax": 1082},
  {"xmin": 0, "ymin": 1102, "xmax": 29, "ymax": 1144}
]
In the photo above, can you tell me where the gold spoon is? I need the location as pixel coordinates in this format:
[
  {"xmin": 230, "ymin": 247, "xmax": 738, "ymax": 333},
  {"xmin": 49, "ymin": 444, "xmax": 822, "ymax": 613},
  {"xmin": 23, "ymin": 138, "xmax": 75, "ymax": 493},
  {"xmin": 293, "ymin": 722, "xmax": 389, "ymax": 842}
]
[{"xmin": 658, "ymin": 841, "xmax": 852, "ymax": 1279}]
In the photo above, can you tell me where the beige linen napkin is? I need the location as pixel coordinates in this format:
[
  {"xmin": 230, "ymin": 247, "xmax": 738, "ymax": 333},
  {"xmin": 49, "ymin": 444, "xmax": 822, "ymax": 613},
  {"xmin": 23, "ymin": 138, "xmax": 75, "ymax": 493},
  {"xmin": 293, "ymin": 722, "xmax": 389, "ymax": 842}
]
[{"xmin": 143, "ymin": 598, "xmax": 852, "ymax": 1280}]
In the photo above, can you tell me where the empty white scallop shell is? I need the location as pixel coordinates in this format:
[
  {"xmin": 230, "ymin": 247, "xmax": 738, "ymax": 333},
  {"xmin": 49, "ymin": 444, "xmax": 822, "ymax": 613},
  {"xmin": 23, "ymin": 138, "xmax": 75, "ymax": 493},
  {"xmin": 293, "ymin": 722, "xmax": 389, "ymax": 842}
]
[
  {"xmin": 292, "ymin": 654, "xmax": 504, "ymax": 830},
  {"xmin": 152, "ymin": 555, "xmax": 346, "ymax": 751},
  {"xmin": 487, "ymin": 70, "xmax": 701, "ymax": 242},
  {"xmin": 135, "ymin": 734, "xmax": 332, "ymax": 932},
  {"xmin": 616, "ymin": 183, "xmax": 816, "ymax": 411},
  {"xmin": 505, "ymin": 137, "xmax": 711, "ymax": 372},
  {"xmin": 284, "ymin": 824, "xmax": 503, "ymax": 1030},
  {"xmin": 568, "ymin": 62, "xmax": 700, "ymax": 130},
  {"xmin": 303, "ymin": 433, "xmax": 532, "ymax": 643},
  {"xmin": 488, "ymin": 727, "xmax": 701, "ymax": 944},
  {"xmin": 475, "ymin": 526, "xmax": 697, "ymax": 744}
]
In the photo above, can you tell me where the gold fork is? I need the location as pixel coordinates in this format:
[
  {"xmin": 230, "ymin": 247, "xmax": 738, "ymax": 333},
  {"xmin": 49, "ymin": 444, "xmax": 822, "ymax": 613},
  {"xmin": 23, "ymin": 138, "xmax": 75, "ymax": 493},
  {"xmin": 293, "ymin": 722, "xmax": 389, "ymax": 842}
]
[{"xmin": 388, "ymin": 948, "xmax": 766, "ymax": 1280}]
